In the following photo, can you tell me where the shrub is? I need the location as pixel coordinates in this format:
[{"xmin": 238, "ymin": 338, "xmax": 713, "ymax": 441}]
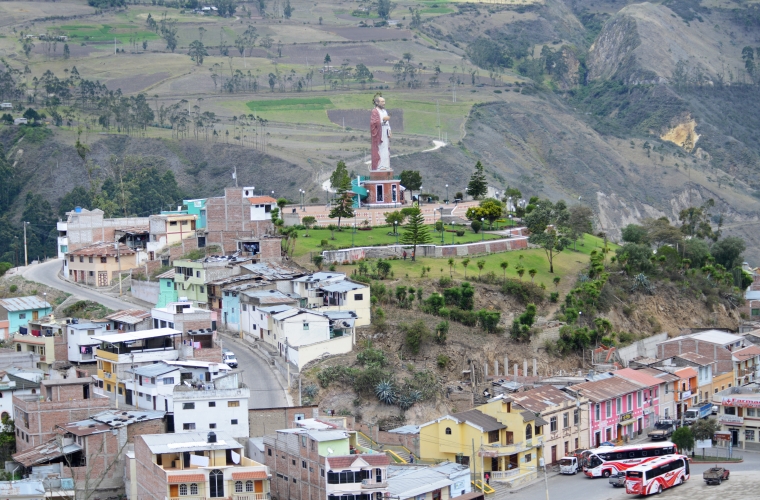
[
  {"xmin": 9, "ymin": 285, "xmax": 18, "ymax": 293},
  {"xmin": 456, "ymin": 230, "xmax": 465, "ymax": 237},
  {"xmin": 501, "ymin": 279, "xmax": 545, "ymax": 304},
  {"xmin": 401, "ymin": 320, "xmax": 431, "ymax": 355},
  {"xmin": 477, "ymin": 309, "xmax": 501, "ymax": 333},
  {"xmin": 550, "ymin": 292, "xmax": 559, "ymax": 303},
  {"xmin": 375, "ymin": 380, "xmax": 398, "ymax": 405},
  {"xmin": 435, "ymin": 321, "xmax": 449, "ymax": 344},
  {"xmin": 437, "ymin": 354, "xmax": 451, "ymax": 368},
  {"xmin": 357, "ymin": 347, "xmax": 387, "ymax": 369},
  {"xmin": 438, "ymin": 276, "xmax": 453, "ymax": 288},
  {"xmin": 471, "ymin": 220, "xmax": 482, "ymax": 233}
]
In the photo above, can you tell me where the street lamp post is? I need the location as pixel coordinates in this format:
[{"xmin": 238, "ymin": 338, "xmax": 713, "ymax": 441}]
[
  {"xmin": 352, "ymin": 217, "xmax": 356, "ymax": 248},
  {"xmin": 300, "ymin": 189, "xmax": 305, "ymax": 211},
  {"xmin": 481, "ymin": 218, "xmax": 485, "ymax": 241},
  {"xmin": 445, "ymin": 184, "xmax": 449, "ymax": 204},
  {"xmin": 394, "ymin": 221, "xmax": 398, "ymax": 245},
  {"xmin": 439, "ymin": 207, "xmax": 445, "ymax": 245},
  {"xmin": 419, "ymin": 187, "xmax": 423, "ymax": 207},
  {"xmin": 23, "ymin": 221, "xmax": 30, "ymax": 267}
]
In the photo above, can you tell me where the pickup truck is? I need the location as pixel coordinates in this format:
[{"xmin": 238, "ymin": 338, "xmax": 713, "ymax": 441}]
[
  {"xmin": 609, "ymin": 472, "xmax": 626, "ymax": 488},
  {"xmin": 684, "ymin": 403, "xmax": 713, "ymax": 425},
  {"xmin": 703, "ymin": 467, "xmax": 730, "ymax": 485},
  {"xmin": 648, "ymin": 420, "xmax": 677, "ymax": 441},
  {"xmin": 559, "ymin": 456, "xmax": 579, "ymax": 475}
]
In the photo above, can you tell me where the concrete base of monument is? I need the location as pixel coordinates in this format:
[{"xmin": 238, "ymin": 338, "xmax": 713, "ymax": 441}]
[{"xmin": 359, "ymin": 202, "xmax": 406, "ymax": 209}]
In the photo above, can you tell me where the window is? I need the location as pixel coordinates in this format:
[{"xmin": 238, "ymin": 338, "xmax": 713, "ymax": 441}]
[
  {"xmin": 524, "ymin": 453, "xmax": 532, "ymax": 463},
  {"xmin": 231, "ymin": 419, "xmax": 238, "ymax": 425},
  {"xmin": 228, "ymin": 401, "xmax": 240, "ymax": 407},
  {"xmin": 183, "ymin": 403, "xmax": 195, "ymax": 409},
  {"xmin": 616, "ymin": 398, "xmax": 622, "ymax": 414},
  {"xmin": 525, "ymin": 424, "xmax": 533, "ymax": 440},
  {"xmin": 606, "ymin": 402, "xmax": 611, "ymax": 419},
  {"xmin": 595, "ymin": 404, "xmax": 600, "ymax": 421},
  {"xmin": 70, "ymin": 255, "xmax": 74, "ymax": 262},
  {"xmin": 748, "ymin": 409, "xmax": 756, "ymax": 417},
  {"xmin": 724, "ymin": 407, "xmax": 736, "ymax": 415},
  {"xmin": 627, "ymin": 394, "xmax": 632, "ymax": 411},
  {"xmin": 637, "ymin": 391, "xmax": 642, "ymax": 408},
  {"xmin": 210, "ymin": 423, "xmax": 217, "ymax": 429},
  {"xmin": 163, "ymin": 377, "xmax": 175, "ymax": 385},
  {"xmin": 302, "ymin": 435, "xmax": 307, "ymax": 447},
  {"xmin": 268, "ymin": 448, "xmax": 272, "ymax": 456},
  {"xmin": 209, "ymin": 469, "xmax": 224, "ymax": 498},
  {"xmin": 183, "ymin": 423, "xmax": 196, "ymax": 430},
  {"xmin": 745, "ymin": 429, "xmax": 755, "ymax": 442},
  {"xmin": 106, "ymin": 384, "xmax": 111, "ymax": 392},
  {"xmin": 79, "ymin": 256, "xmax": 84, "ymax": 262},
  {"xmin": 88, "ymin": 257, "xmax": 93, "ymax": 263},
  {"xmin": 145, "ymin": 393, "xmax": 151, "ymax": 401},
  {"xmin": 101, "ymin": 257, "xmax": 107, "ymax": 263},
  {"xmin": 563, "ymin": 412, "xmax": 569, "ymax": 429},
  {"xmin": 200, "ymin": 286, "xmax": 205, "ymax": 294},
  {"xmin": 180, "ymin": 484, "xmax": 188, "ymax": 496},
  {"xmin": 354, "ymin": 293, "xmax": 363, "ymax": 301},
  {"xmin": 246, "ymin": 480, "xmax": 254, "ymax": 492},
  {"xmin": 321, "ymin": 469, "xmax": 324, "ymax": 477},
  {"xmin": 209, "ymin": 402, "xmax": 216, "ymax": 407},
  {"xmin": 550, "ymin": 416, "xmax": 558, "ymax": 432},
  {"xmin": 190, "ymin": 484, "xmax": 198, "ymax": 495},
  {"xmin": 196, "ymin": 271, "xmax": 201, "ymax": 278},
  {"xmin": 488, "ymin": 430, "xmax": 499, "ymax": 443},
  {"xmin": 235, "ymin": 481, "xmax": 243, "ymax": 493},
  {"xmin": 574, "ymin": 409, "xmax": 579, "ymax": 426},
  {"xmin": 303, "ymin": 323, "xmax": 310, "ymax": 330}
]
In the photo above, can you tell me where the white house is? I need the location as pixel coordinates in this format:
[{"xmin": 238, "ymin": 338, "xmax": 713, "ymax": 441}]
[
  {"xmin": 172, "ymin": 371, "xmax": 249, "ymax": 440},
  {"xmin": 0, "ymin": 103, "xmax": 12, "ymax": 109},
  {"xmin": 13, "ymin": 117, "xmax": 27, "ymax": 125},
  {"xmin": 125, "ymin": 360, "xmax": 231, "ymax": 413},
  {"xmin": 244, "ymin": 304, "xmax": 292, "ymax": 342},
  {"xmin": 272, "ymin": 308, "xmax": 356, "ymax": 371},
  {"xmin": 317, "ymin": 280, "xmax": 370, "ymax": 326},
  {"xmin": 0, "ymin": 369, "xmax": 41, "ymax": 421},
  {"xmin": 290, "ymin": 272, "xmax": 347, "ymax": 307},
  {"xmin": 65, "ymin": 321, "xmax": 113, "ymax": 363}
]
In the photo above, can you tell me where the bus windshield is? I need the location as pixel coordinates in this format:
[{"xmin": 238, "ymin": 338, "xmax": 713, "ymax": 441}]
[
  {"xmin": 587, "ymin": 455, "xmax": 603, "ymax": 468},
  {"xmin": 559, "ymin": 458, "xmax": 574, "ymax": 467}
]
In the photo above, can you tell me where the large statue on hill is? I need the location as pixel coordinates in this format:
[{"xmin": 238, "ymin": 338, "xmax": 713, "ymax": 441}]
[{"xmin": 370, "ymin": 94, "xmax": 392, "ymax": 171}]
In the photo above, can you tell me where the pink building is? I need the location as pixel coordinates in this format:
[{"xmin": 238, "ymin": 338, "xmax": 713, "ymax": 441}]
[
  {"xmin": 567, "ymin": 377, "xmax": 650, "ymax": 448},
  {"xmin": 611, "ymin": 368, "xmax": 663, "ymax": 429}
]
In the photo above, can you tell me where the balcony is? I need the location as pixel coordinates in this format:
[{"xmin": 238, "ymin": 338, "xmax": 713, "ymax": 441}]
[
  {"xmin": 233, "ymin": 494, "xmax": 270, "ymax": 500},
  {"xmin": 490, "ymin": 469, "xmax": 521, "ymax": 481},
  {"xmin": 361, "ymin": 479, "xmax": 387, "ymax": 489},
  {"xmin": 479, "ymin": 436, "xmax": 544, "ymax": 457}
]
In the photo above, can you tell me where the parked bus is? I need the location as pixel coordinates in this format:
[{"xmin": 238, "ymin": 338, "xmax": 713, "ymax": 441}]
[
  {"xmin": 583, "ymin": 442, "xmax": 677, "ymax": 478},
  {"xmin": 624, "ymin": 454, "xmax": 690, "ymax": 495}
]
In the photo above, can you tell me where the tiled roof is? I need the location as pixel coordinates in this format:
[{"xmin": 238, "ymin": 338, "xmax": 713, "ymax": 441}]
[
  {"xmin": 566, "ymin": 377, "xmax": 645, "ymax": 403},
  {"xmin": 613, "ymin": 368, "xmax": 666, "ymax": 387},
  {"xmin": 231, "ymin": 471, "xmax": 268, "ymax": 480},
  {"xmin": 168, "ymin": 474, "xmax": 206, "ymax": 483},
  {"xmin": 637, "ymin": 367, "xmax": 680, "ymax": 383},
  {"xmin": 733, "ymin": 345, "xmax": 760, "ymax": 361},
  {"xmin": 0, "ymin": 296, "xmax": 51, "ymax": 312},
  {"xmin": 326, "ymin": 454, "xmax": 390, "ymax": 469},
  {"xmin": 674, "ymin": 367, "xmax": 697, "ymax": 379},
  {"xmin": 68, "ymin": 242, "xmax": 135, "ymax": 256},
  {"xmin": 247, "ymin": 196, "xmax": 277, "ymax": 204}
]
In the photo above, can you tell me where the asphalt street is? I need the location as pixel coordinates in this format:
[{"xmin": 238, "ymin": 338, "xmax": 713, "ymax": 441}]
[
  {"xmin": 23, "ymin": 259, "xmax": 142, "ymax": 311},
  {"xmin": 509, "ymin": 451, "xmax": 760, "ymax": 500},
  {"xmin": 217, "ymin": 333, "xmax": 290, "ymax": 409}
]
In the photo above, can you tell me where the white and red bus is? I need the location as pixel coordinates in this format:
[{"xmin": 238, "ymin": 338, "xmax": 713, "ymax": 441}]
[
  {"xmin": 583, "ymin": 442, "xmax": 677, "ymax": 478},
  {"xmin": 624, "ymin": 454, "xmax": 690, "ymax": 495}
]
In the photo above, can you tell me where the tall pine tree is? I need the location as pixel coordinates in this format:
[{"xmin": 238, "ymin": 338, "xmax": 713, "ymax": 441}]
[
  {"xmin": 400, "ymin": 207, "xmax": 432, "ymax": 261},
  {"xmin": 466, "ymin": 160, "xmax": 488, "ymax": 200},
  {"xmin": 329, "ymin": 161, "xmax": 354, "ymax": 228}
]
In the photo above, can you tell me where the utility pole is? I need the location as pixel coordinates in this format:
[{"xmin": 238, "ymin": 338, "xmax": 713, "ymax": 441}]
[
  {"xmin": 115, "ymin": 241, "xmax": 123, "ymax": 297},
  {"xmin": 23, "ymin": 221, "xmax": 29, "ymax": 267},
  {"xmin": 540, "ymin": 457, "xmax": 550, "ymax": 500}
]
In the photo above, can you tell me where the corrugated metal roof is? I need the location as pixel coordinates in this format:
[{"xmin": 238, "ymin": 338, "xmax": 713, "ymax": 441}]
[
  {"xmin": 105, "ymin": 309, "xmax": 151, "ymax": 324},
  {"xmin": 320, "ymin": 281, "xmax": 366, "ymax": 292},
  {"xmin": 674, "ymin": 352, "xmax": 715, "ymax": 366},
  {"xmin": 734, "ymin": 345, "xmax": 760, "ymax": 361},
  {"xmin": 636, "ymin": 367, "xmax": 680, "ymax": 383},
  {"xmin": 293, "ymin": 272, "xmax": 346, "ymax": 282},
  {"xmin": 566, "ymin": 377, "xmax": 645, "ymax": 403},
  {"xmin": 68, "ymin": 241, "xmax": 135, "ymax": 256},
  {"xmin": 387, "ymin": 467, "xmax": 452, "ymax": 498},
  {"xmin": 4, "ymin": 373, "xmax": 41, "ymax": 390},
  {"xmin": 241, "ymin": 263, "xmax": 304, "ymax": 280},
  {"xmin": 156, "ymin": 269, "xmax": 175, "ymax": 279},
  {"xmin": 387, "ymin": 425, "xmax": 420, "ymax": 435},
  {"xmin": 449, "ymin": 409, "xmax": 505, "ymax": 432},
  {"xmin": 259, "ymin": 305, "xmax": 296, "ymax": 315},
  {"xmin": 661, "ymin": 329, "xmax": 743, "ymax": 346},
  {"xmin": 613, "ymin": 368, "xmax": 666, "ymax": 387},
  {"xmin": 0, "ymin": 479, "xmax": 47, "ymax": 495},
  {"xmin": 510, "ymin": 385, "xmax": 576, "ymax": 413},
  {"xmin": 131, "ymin": 363, "xmax": 180, "ymax": 378},
  {"xmin": 0, "ymin": 296, "xmax": 51, "ymax": 312},
  {"xmin": 13, "ymin": 439, "xmax": 82, "ymax": 467},
  {"xmin": 92, "ymin": 327, "xmax": 180, "ymax": 343}
]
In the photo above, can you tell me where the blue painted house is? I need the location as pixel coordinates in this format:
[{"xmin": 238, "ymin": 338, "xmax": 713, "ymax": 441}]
[
  {"xmin": 156, "ymin": 268, "xmax": 177, "ymax": 308},
  {"xmin": 0, "ymin": 296, "xmax": 53, "ymax": 334}
]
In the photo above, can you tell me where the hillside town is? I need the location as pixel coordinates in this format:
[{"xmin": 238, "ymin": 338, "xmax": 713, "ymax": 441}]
[{"xmin": 0, "ymin": 181, "xmax": 758, "ymax": 500}]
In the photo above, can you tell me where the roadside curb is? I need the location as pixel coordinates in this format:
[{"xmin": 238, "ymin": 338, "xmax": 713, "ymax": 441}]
[{"xmin": 691, "ymin": 459, "xmax": 744, "ymax": 464}]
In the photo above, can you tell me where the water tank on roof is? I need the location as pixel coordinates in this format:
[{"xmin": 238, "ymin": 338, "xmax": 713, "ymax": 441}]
[{"xmin": 74, "ymin": 206, "xmax": 82, "ymax": 213}]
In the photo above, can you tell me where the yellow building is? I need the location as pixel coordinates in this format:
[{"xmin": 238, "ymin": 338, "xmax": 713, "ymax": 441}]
[
  {"xmin": 64, "ymin": 242, "xmax": 137, "ymax": 287},
  {"xmin": 419, "ymin": 397, "xmax": 545, "ymax": 488},
  {"xmin": 712, "ymin": 370, "xmax": 735, "ymax": 394}
]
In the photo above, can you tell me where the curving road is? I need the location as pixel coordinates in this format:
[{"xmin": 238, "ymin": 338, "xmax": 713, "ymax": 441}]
[{"xmin": 23, "ymin": 259, "xmax": 144, "ymax": 311}]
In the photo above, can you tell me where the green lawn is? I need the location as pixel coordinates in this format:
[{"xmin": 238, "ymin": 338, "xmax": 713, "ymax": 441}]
[
  {"xmin": 292, "ymin": 225, "xmax": 505, "ymax": 258},
  {"xmin": 57, "ymin": 24, "xmax": 160, "ymax": 43},
  {"xmin": 322, "ymin": 234, "xmax": 618, "ymax": 290}
]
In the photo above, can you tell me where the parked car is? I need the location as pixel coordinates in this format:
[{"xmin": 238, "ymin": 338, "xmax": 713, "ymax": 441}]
[
  {"xmin": 609, "ymin": 472, "xmax": 626, "ymax": 488},
  {"xmin": 559, "ymin": 456, "xmax": 579, "ymax": 475},
  {"xmin": 703, "ymin": 467, "xmax": 730, "ymax": 485},
  {"xmin": 648, "ymin": 419, "xmax": 677, "ymax": 441}
]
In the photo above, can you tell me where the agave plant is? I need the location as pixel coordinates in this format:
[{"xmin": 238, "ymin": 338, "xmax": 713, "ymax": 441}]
[
  {"xmin": 303, "ymin": 384, "xmax": 319, "ymax": 398},
  {"xmin": 397, "ymin": 389, "xmax": 423, "ymax": 410},
  {"xmin": 630, "ymin": 273, "xmax": 654, "ymax": 294},
  {"xmin": 375, "ymin": 380, "xmax": 397, "ymax": 405}
]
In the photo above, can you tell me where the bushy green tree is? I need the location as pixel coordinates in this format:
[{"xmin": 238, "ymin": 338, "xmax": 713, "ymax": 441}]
[
  {"xmin": 671, "ymin": 426, "xmax": 694, "ymax": 453},
  {"xmin": 710, "ymin": 236, "xmax": 746, "ymax": 270},
  {"xmin": 188, "ymin": 40, "xmax": 208, "ymax": 65},
  {"xmin": 524, "ymin": 199, "xmax": 571, "ymax": 273},
  {"xmin": 400, "ymin": 207, "xmax": 432, "ymax": 261},
  {"xmin": 621, "ymin": 224, "xmax": 649, "ymax": 244}
]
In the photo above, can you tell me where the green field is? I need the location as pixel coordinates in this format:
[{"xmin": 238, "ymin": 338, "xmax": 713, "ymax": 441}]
[
  {"xmin": 246, "ymin": 97, "xmax": 335, "ymax": 111},
  {"xmin": 57, "ymin": 23, "xmax": 160, "ymax": 43},
  {"xmin": 323, "ymin": 234, "xmax": 618, "ymax": 288},
  {"xmin": 293, "ymin": 225, "xmax": 505, "ymax": 258}
]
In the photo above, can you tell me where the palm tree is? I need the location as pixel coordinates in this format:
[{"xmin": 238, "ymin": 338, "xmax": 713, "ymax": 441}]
[
  {"xmin": 448, "ymin": 258, "xmax": 455, "ymax": 278},
  {"xmin": 462, "ymin": 258, "xmax": 470, "ymax": 278},
  {"xmin": 529, "ymin": 269, "xmax": 537, "ymax": 282},
  {"xmin": 516, "ymin": 267, "xmax": 525, "ymax": 281},
  {"xmin": 476, "ymin": 260, "xmax": 486, "ymax": 278},
  {"xmin": 500, "ymin": 261, "xmax": 509, "ymax": 282}
]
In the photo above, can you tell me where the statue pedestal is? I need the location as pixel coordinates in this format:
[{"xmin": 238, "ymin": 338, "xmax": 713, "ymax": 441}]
[{"xmin": 361, "ymin": 170, "xmax": 403, "ymax": 208}]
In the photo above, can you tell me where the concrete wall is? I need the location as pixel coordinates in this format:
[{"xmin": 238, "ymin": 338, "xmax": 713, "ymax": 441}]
[
  {"xmin": 617, "ymin": 333, "xmax": 669, "ymax": 366},
  {"xmin": 289, "ymin": 335, "xmax": 353, "ymax": 371},
  {"xmin": 354, "ymin": 422, "xmax": 419, "ymax": 456},
  {"xmin": 131, "ymin": 281, "xmax": 159, "ymax": 305},
  {"xmin": 321, "ymin": 237, "xmax": 529, "ymax": 263},
  {"xmin": 248, "ymin": 406, "xmax": 319, "ymax": 437}
]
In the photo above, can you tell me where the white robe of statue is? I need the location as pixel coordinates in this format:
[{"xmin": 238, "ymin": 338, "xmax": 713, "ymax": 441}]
[{"xmin": 377, "ymin": 108, "xmax": 391, "ymax": 171}]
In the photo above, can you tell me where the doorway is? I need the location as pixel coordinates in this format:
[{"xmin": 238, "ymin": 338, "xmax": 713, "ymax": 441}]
[
  {"xmin": 731, "ymin": 429, "xmax": 739, "ymax": 447},
  {"xmin": 594, "ymin": 432, "xmax": 601, "ymax": 448},
  {"xmin": 551, "ymin": 445, "xmax": 557, "ymax": 464},
  {"xmin": 32, "ymin": 310, "xmax": 39, "ymax": 321},
  {"xmin": 125, "ymin": 390, "xmax": 133, "ymax": 406},
  {"xmin": 98, "ymin": 271, "xmax": 108, "ymax": 287}
]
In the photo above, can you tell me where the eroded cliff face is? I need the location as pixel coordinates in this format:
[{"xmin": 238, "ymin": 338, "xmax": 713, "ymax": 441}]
[{"xmin": 661, "ymin": 115, "xmax": 700, "ymax": 151}]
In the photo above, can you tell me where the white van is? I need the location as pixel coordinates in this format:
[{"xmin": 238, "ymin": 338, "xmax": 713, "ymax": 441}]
[{"xmin": 222, "ymin": 351, "xmax": 238, "ymax": 368}]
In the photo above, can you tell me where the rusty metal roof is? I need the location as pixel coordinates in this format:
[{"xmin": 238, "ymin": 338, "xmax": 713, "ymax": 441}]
[
  {"xmin": 104, "ymin": 309, "xmax": 151, "ymax": 325},
  {"xmin": 0, "ymin": 296, "xmax": 51, "ymax": 312},
  {"xmin": 68, "ymin": 241, "xmax": 135, "ymax": 256},
  {"xmin": 613, "ymin": 368, "xmax": 666, "ymax": 388},
  {"xmin": 247, "ymin": 196, "xmax": 277, "ymax": 205},
  {"xmin": 13, "ymin": 439, "xmax": 82, "ymax": 467},
  {"xmin": 636, "ymin": 367, "xmax": 680, "ymax": 383},
  {"xmin": 510, "ymin": 385, "xmax": 577, "ymax": 413},
  {"xmin": 674, "ymin": 352, "xmax": 715, "ymax": 366},
  {"xmin": 565, "ymin": 377, "xmax": 645, "ymax": 403},
  {"xmin": 155, "ymin": 269, "xmax": 175, "ymax": 279}
]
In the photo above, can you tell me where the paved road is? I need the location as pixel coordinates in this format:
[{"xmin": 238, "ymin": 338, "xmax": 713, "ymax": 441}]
[
  {"xmin": 219, "ymin": 334, "xmax": 290, "ymax": 409},
  {"xmin": 23, "ymin": 259, "xmax": 143, "ymax": 311},
  {"xmin": 510, "ymin": 451, "xmax": 760, "ymax": 500}
]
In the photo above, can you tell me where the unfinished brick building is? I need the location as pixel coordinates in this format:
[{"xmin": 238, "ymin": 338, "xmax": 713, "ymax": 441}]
[{"xmin": 656, "ymin": 329, "xmax": 746, "ymax": 375}]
